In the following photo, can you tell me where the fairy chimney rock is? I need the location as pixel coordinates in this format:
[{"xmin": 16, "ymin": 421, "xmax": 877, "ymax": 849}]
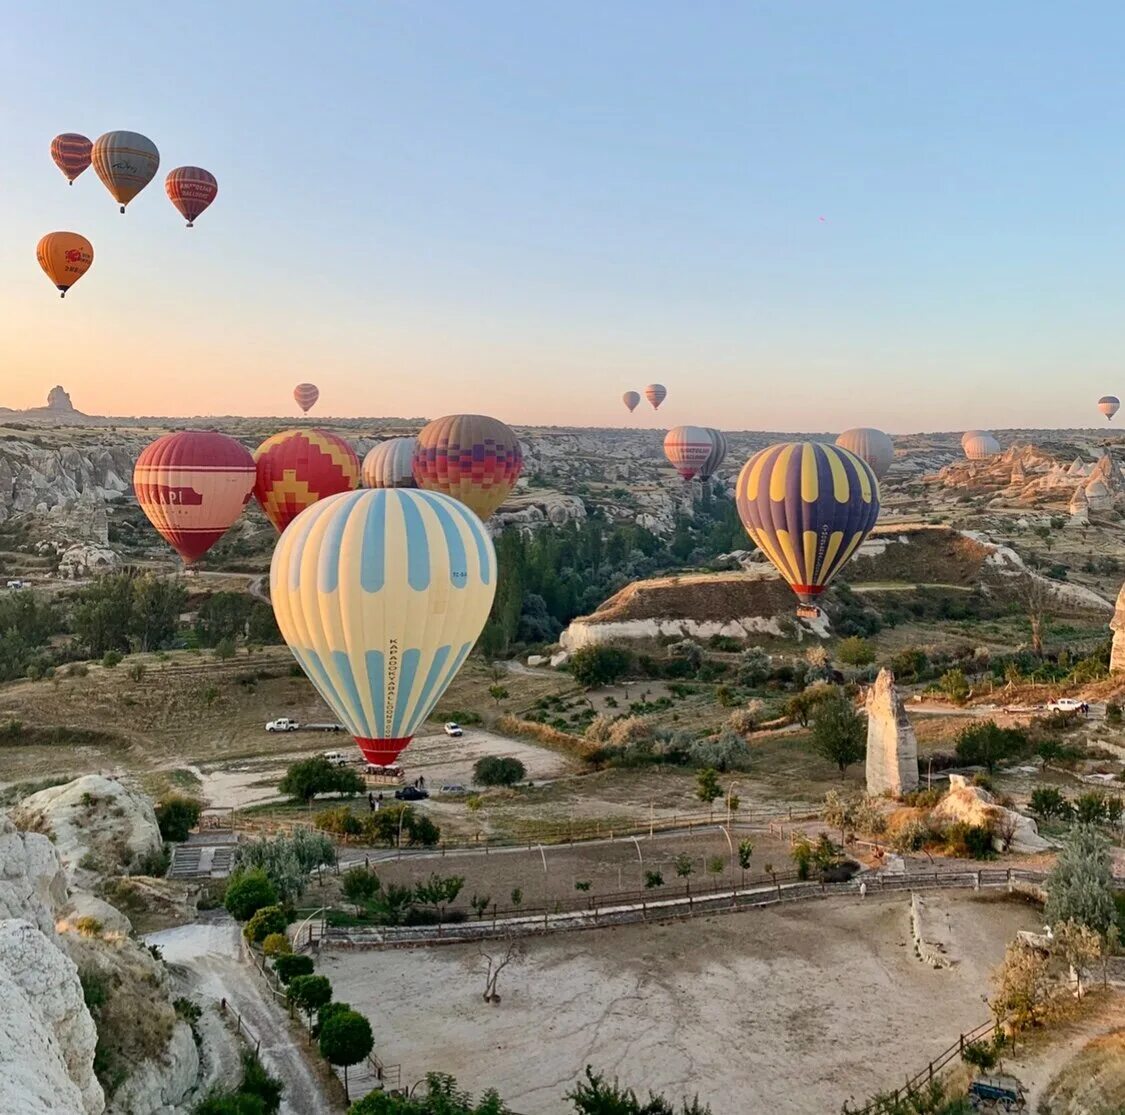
[
  {"xmin": 865, "ymin": 668, "xmax": 919, "ymax": 795},
  {"xmin": 1111, "ymin": 582, "xmax": 1125, "ymax": 673}
]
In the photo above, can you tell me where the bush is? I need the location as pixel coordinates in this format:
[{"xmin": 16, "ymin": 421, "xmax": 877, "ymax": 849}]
[
  {"xmin": 1106, "ymin": 701, "xmax": 1122, "ymax": 726},
  {"xmin": 836, "ymin": 637, "xmax": 875, "ymax": 667},
  {"xmin": 945, "ymin": 822, "xmax": 995, "ymax": 859},
  {"xmin": 126, "ymin": 662, "xmax": 146, "ymax": 682},
  {"xmin": 279, "ymin": 757, "xmax": 364, "ymax": 804},
  {"xmin": 341, "ymin": 866, "xmax": 381, "ymax": 906},
  {"xmin": 224, "ymin": 869, "xmax": 278, "ymax": 922},
  {"xmin": 569, "ymin": 645, "xmax": 632, "ymax": 687},
  {"xmin": 688, "ymin": 730, "xmax": 751, "ymax": 772},
  {"xmin": 101, "ymin": 650, "xmax": 123, "ymax": 669},
  {"xmin": 473, "ymin": 755, "xmax": 527, "ymax": 787},
  {"xmin": 955, "ymin": 720, "xmax": 1029, "ymax": 773},
  {"xmin": 272, "ymin": 953, "xmax": 314, "ymax": 984},
  {"xmin": 1029, "ymin": 786, "xmax": 1071, "ymax": 820},
  {"xmin": 244, "ymin": 904, "xmax": 289, "ymax": 944},
  {"xmin": 314, "ymin": 805, "xmax": 363, "ymax": 837},
  {"xmin": 262, "ymin": 933, "xmax": 291, "ymax": 958},
  {"xmin": 939, "ymin": 668, "xmax": 969, "ymax": 704},
  {"xmin": 154, "ymin": 795, "xmax": 203, "ymax": 842}
]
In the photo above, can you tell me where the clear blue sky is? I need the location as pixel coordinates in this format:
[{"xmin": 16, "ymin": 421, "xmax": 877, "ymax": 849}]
[{"xmin": 3, "ymin": 1, "xmax": 1125, "ymax": 432}]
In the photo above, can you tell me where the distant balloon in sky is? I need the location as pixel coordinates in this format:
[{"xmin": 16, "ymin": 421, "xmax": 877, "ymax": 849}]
[
  {"xmin": 736, "ymin": 441, "xmax": 880, "ymax": 610},
  {"xmin": 362, "ymin": 438, "xmax": 417, "ymax": 489},
  {"xmin": 293, "ymin": 383, "xmax": 319, "ymax": 413},
  {"xmin": 644, "ymin": 384, "xmax": 667, "ymax": 410},
  {"xmin": 835, "ymin": 427, "xmax": 894, "ymax": 480},
  {"xmin": 91, "ymin": 130, "xmax": 160, "ymax": 213},
  {"xmin": 961, "ymin": 430, "xmax": 985, "ymax": 451},
  {"xmin": 50, "ymin": 134, "xmax": 92, "ymax": 184},
  {"xmin": 622, "ymin": 391, "xmax": 641, "ymax": 413},
  {"xmin": 963, "ymin": 433, "xmax": 1001, "ymax": 460},
  {"xmin": 413, "ymin": 414, "xmax": 523, "ymax": 520},
  {"xmin": 133, "ymin": 431, "xmax": 255, "ymax": 563},
  {"xmin": 698, "ymin": 429, "xmax": 728, "ymax": 481},
  {"xmin": 1098, "ymin": 396, "xmax": 1120, "ymax": 421},
  {"xmin": 663, "ymin": 426, "xmax": 713, "ymax": 480},
  {"xmin": 165, "ymin": 166, "xmax": 218, "ymax": 227},
  {"xmin": 270, "ymin": 488, "xmax": 497, "ymax": 767},
  {"xmin": 37, "ymin": 232, "xmax": 93, "ymax": 299},
  {"xmin": 818, "ymin": 215, "xmax": 826, "ymax": 222},
  {"xmin": 253, "ymin": 429, "xmax": 360, "ymax": 533}
]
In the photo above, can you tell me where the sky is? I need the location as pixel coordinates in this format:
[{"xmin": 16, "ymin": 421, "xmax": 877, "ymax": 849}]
[{"xmin": 4, "ymin": 2, "xmax": 1125, "ymax": 432}]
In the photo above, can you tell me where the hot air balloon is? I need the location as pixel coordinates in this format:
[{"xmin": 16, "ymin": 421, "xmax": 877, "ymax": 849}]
[
  {"xmin": 413, "ymin": 415, "xmax": 523, "ymax": 520},
  {"xmin": 50, "ymin": 134, "xmax": 92, "ymax": 184},
  {"xmin": 663, "ymin": 426, "xmax": 714, "ymax": 480},
  {"xmin": 645, "ymin": 384, "xmax": 667, "ymax": 410},
  {"xmin": 165, "ymin": 166, "xmax": 218, "ymax": 227},
  {"xmin": 961, "ymin": 430, "xmax": 985, "ymax": 451},
  {"xmin": 698, "ymin": 428, "xmax": 728, "ymax": 481},
  {"xmin": 270, "ymin": 488, "xmax": 497, "ymax": 767},
  {"xmin": 91, "ymin": 131, "xmax": 159, "ymax": 212},
  {"xmin": 134, "ymin": 432, "xmax": 255, "ymax": 563},
  {"xmin": 293, "ymin": 383, "xmax": 319, "ymax": 413},
  {"xmin": 835, "ymin": 427, "xmax": 894, "ymax": 480},
  {"xmin": 963, "ymin": 433, "xmax": 1001, "ymax": 460},
  {"xmin": 622, "ymin": 391, "xmax": 641, "ymax": 413},
  {"xmin": 735, "ymin": 441, "xmax": 880, "ymax": 612},
  {"xmin": 362, "ymin": 438, "xmax": 417, "ymax": 489},
  {"xmin": 1098, "ymin": 396, "xmax": 1120, "ymax": 421},
  {"xmin": 253, "ymin": 429, "xmax": 360, "ymax": 533},
  {"xmin": 37, "ymin": 233, "xmax": 93, "ymax": 299}
]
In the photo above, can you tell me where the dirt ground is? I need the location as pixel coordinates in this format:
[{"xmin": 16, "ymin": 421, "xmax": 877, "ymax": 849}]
[{"xmin": 319, "ymin": 891, "xmax": 1040, "ymax": 1115}]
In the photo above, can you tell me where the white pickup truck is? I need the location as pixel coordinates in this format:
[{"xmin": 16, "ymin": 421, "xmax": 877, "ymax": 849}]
[{"xmin": 265, "ymin": 717, "xmax": 300, "ymax": 732}]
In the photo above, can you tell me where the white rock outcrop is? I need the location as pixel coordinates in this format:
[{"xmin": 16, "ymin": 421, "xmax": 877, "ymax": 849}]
[
  {"xmin": 864, "ymin": 669, "xmax": 919, "ymax": 796},
  {"xmin": 0, "ymin": 817, "xmax": 69, "ymax": 933},
  {"xmin": 0, "ymin": 918, "xmax": 104, "ymax": 1115},
  {"xmin": 1112, "ymin": 581, "xmax": 1125, "ymax": 674},
  {"xmin": 931, "ymin": 775, "xmax": 1050, "ymax": 854},
  {"xmin": 12, "ymin": 776, "xmax": 162, "ymax": 880}
]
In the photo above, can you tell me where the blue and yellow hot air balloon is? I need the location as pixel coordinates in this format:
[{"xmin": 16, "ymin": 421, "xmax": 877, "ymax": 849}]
[
  {"xmin": 270, "ymin": 489, "xmax": 496, "ymax": 767},
  {"xmin": 735, "ymin": 441, "xmax": 880, "ymax": 612}
]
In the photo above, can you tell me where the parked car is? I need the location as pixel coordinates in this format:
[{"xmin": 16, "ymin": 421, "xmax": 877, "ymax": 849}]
[
  {"xmin": 1046, "ymin": 698, "xmax": 1083, "ymax": 713},
  {"xmin": 322, "ymin": 751, "xmax": 350, "ymax": 767},
  {"xmin": 265, "ymin": 718, "xmax": 300, "ymax": 732},
  {"xmin": 443, "ymin": 722, "xmax": 464, "ymax": 737},
  {"xmin": 394, "ymin": 786, "xmax": 430, "ymax": 801},
  {"xmin": 440, "ymin": 784, "xmax": 468, "ymax": 795},
  {"xmin": 305, "ymin": 722, "xmax": 344, "ymax": 732}
]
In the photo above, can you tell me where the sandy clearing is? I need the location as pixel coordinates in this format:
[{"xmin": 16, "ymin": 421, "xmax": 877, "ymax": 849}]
[{"xmin": 319, "ymin": 891, "xmax": 1039, "ymax": 1115}]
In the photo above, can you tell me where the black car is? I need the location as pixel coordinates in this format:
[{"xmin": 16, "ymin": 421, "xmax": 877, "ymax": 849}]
[{"xmin": 394, "ymin": 786, "xmax": 430, "ymax": 801}]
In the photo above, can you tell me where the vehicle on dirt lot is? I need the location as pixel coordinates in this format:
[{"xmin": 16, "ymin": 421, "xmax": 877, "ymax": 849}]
[
  {"xmin": 395, "ymin": 786, "xmax": 429, "ymax": 801},
  {"xmin": 968, "ymin": 1073, "xmax": 1025, "ymax": 1110},
  {"xmin": 443, "ymin": 722, "xmax": 463, "ymax": 737},
  {"xmin": 266, "ymin": 718, "xmax": 300, "ymax": 732},
  {"xmin": 440, "ymin": 784, "xmax": 468, "ymax": 795},
  {"xmin": 305, "ymin": 722, "xmax": 344, "ymax": 732},
  {"xmin": 322, "ymin": 751, "xmax": 350, "ymax": 766},
  {"xmin": 1046, "ymin": 698, "xmax": 1083, "ymax": 713}
]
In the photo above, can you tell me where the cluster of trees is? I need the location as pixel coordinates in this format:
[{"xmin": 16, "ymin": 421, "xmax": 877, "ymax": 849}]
[
  {"xmin": 473, "ymin": 756, "xmax": 526, "ymax": 786},
  {"xmin": 193, "ymin": 590, "xmax": 281, "ymax": 648},
  {"xmin": 315, "ymin": 802, "xmax": 441, "ymax": 848},
  {"xmin": 194, "ymin": 1052, "xmax": 284, "ymax": 1115},
  {"xmin": 224, "ymin": 830, "xmax": 336, "ymax": 911},
  {"xmin": 71, "ymin": 571, "xmax": 187, "ymax": 656},
  {"xmin": 279, "ymin": 757, "xmax": 366, "ymax": 804},
  {"xmin": 1029, "ymin": 786, "xmax": 1124, "ymax": 827},
  {"xmin": 337, "ymin": 865, "xmax": 468, "ymax": 927}
]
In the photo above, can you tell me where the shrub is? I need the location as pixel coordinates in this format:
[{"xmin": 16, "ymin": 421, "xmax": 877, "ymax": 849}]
[
  {"xmin": 314, "ymin": 805, "xmax": 363, "ymax": 837},
  {"xmin": 836, "ymin": 637, "xmax": 875, "ymax": 667},
  {"xmin": 273, "ymin": 953, "xmax": 314, "ymax": 984},
  {"xmin": 955, "ymin": 720, "xmax": 1028, "ymax": 773},
  {"xmin": 939, "ymin": 668, "xmax": 969, "ymax": 704},
  {"xmin": 1028, "ymin": 786, "xmax": 1070, "ymax": 820},
  {"xmin": 261, "ymin": 933, "xmax": 291, "ymax": 958},
  {"xmin": 101, "ymin": 650, "xmax": 123, "ymax": 669},
  {"xmin": 473, "ymin": 756, "xmax": 526, "ymax": 787},
  {"xmin": 68, "ymin": 662, "xmax": 89, "ymax": 678},
  {"xmin": 126, "ymin": 662, "xmax": 146, "ymax": 682},
  {"xmin": 1106, "ymin": 701, "xmax": 1123, "ymax": 726},
  {"xmin": 341, "ymin": 866, "xmax": 381, "ymax": 906},
  {"xmin": 687, "ymin": 730, "xmax": 751, "ymax": 772},
  {"xmin": 224, "ymin": 869, "xmax": 278, "ymax": 922},
  {"xmin": 569, "ymin": 645, "xmax": 632, "ymax": 687},
  {"xmin": 244, "ymin": 904, "xmax": 289, "ymax": 944},
  {"xmin": 945, "ymin": 822, "xmax": 995, "ymax": 859},
  {"xmin": 736, "ymin": 647, "xmax": 771, "ymax": 686},
  {"xmin": 154, "ymin": 795, "xmax": 203, "ymax": 842}
]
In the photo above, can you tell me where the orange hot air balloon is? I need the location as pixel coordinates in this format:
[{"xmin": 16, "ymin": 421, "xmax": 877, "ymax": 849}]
[
  {"xmin": 134, "ymin": 432, "xmax": 255, "ymax": 563},
  {"xmin": 91, "ymin": 130, "xmax": 160, "ymax": 212},
  {"xmin": 51, "ymin": 134, "xmax": 92, "ymax": 184},
  {"xmin": 37, "ymin": 233, "xmax": 93, "ymax": 299},
  {"xmin": 165, "ymin": 166, "xmax": 218, "ymax": 227},
  {"xmin": 293, "ymin": 383, "xmax": 319, "ymax": 413},
  {"xmin": 645, "ymin": 384, "xmax": 667, "ymax": 410},
  {"xmin": 253, "ymin": 429, "xmax": 360, "ymax": 532},
  {"xmin": 413, "ymin": 414, "xmax": 523, "ymax": 520}
]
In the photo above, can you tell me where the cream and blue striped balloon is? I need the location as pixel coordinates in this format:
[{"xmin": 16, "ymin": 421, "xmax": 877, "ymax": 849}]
[{"xmin": 270, "ymin": 488, "xmax": 496, "ymax": 766}]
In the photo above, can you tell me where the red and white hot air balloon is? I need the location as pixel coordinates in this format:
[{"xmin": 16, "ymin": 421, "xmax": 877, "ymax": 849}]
[
  {"xmin": 644, "ymin": 384, "xmax": 668, "ymax": 410},
  {"xmin": 50, "ymin": 134, "xmax": 92, "ymax": 184},
  {"xmin": 293, "ymin": 383, "xmax": 319, "ymax": 413},
  {"xmin": 165, "ymin": 166, "xmax": 218, "ymax": 227},
  {"xmin": 663, "ymin": 425, "xmax": 713, "ymax": 480}
]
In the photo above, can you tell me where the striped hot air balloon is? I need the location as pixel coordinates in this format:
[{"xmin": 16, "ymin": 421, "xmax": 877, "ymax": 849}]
[
  {"xmin": 735, "ymin": 441, "xmax": 880, "ymax": 610},
  {"xmin": 165, "ymin": 166, "xmax": 218, "ymax": 227},
  {"xmin": 253, "ymin": 429, "xmax": 360, "ymax": 533},
  {"xmin": 663, "ymin": 425, "xmax": 713, "ymax": 480},
  {"xmin": 963, "ymin": 433, "xmax": 1001, "ymax": 460},
  {"xmin": 413, "ymin": 414, "xmax": 523, "ymax": 520},
  {"xmin": 36, "ymin": 232, "xmax": 93, "ymax": 299},
  {"xmin": 1098, "ymin": 396, "xmax": 1120, "ymax": 421},
  {"xmin": 362, "ymin": 438, "xmax": 417, "ymax": 489},
  {"xmin": 644, "ymin": 384, "xmax": 667, "ymax": 410},
  {"xmin": 134, "ymin": 432, "xmax": 255, "ymax": 563},
  {"xmin": 835, "ymin": 427, "xmax": 894, "ymax": 479},
  {"xmin": 91, "ymin": 131, "xmax": 160, "ymax": 213},
  {"xmin": 698, "ymin": 428, "xmax": 728, "ymax": 481},
  {"xmin": 293, "ymin": 383, "xmax": 319, "ymax": 413},
  {"xmin": 622, "ymin": 391, "xmax": 641, "ymax": 413},
  {"xmin": 50, "ymin": 134, "xmax": 92, "ymax": 184},
  {"xmin": 270, "ymin": 489, "xmax": 497, "ymax": 767},
  {"xmin": 961, "ymin": 430, "xmax": 985, "ymax": 451}
]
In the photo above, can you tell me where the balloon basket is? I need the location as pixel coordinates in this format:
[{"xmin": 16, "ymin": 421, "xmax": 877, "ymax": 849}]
[{"xmin": 796, "ymin": 605, "xmax": 822, "ymax": 620}]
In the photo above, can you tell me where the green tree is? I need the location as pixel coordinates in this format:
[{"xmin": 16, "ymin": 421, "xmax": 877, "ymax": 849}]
[
  {"xmin": 278, "ymin": 757, "xmax": 365, "ymax": 804},
  {"xmin": 262, "ymin": 933, "xmax": 291, "ymax": 958},
  {"xmin": 1053, "ymin": 919, "xmax": 1104, "ymax": 1000},
  {"xmin": 644, "ymin": 870, "xmax": 664, "ymax": 889},
  {"xmin": 154, "ymin": 795, "xmax": 202, "ymax": 842},
  {"xmin": 487, "ymin": 685, "xmax": 509, "ymax": 705},
  {"xmin": 244, "ymin": 905, "xmax": 289, "ymax": 944},
  {"xmin": 955, "ymin": 720, "xmax": 1027, "ymax": 773},
  {"xmin": 695, "ymin": 767, "xmax": 722, "ymax": 806},
  {"xmin": 131, "ymin": 575, "xmax": 187, "ymax": 652},
  {"xmin": 1045, "ymin": 824, "xmax": 1117, "ymax": 934},
  {"xmin": 811, "ymin": 695, "xmax": 865, "ymax": 775},
  {"xmin": 569, "ymin": 645, "xmax": 632, "ymax": 688},
  {"xmin": 287, "ymin": 974, "xmax": 332, "ymax": 1028},
  {"xmin": 273, "ymin": 954, "xmax": 314, "ymax": 984},
  {"xmin": 195, "ymin": 591, "xmax": 253, "ymax": 647},
  {"xmin": 319, "ymin": 1009, "xmax": 374, "ymax": 1101},
  {"xmin": 214, "ymin": 636, "xmax": 237, "ymax": 661},
  {"xmin": 673, "ymin": 853, "xmax": 694, "ymax": 893},
  {"xmin": 348, "ymin": 1073, "xmax": 510, "ymax": 1114},
  {"xmin": 737, "ymin": 840, "xmax": 753, "ymax": 885},
  {"xmin": 568, "ymin": 1067, "xmax": 712, "ymax": 1115},
  {"xmin": 1028, "ymin": 786, "xmax": 1070, "ymax": 820},
  {"xmin": 939, "ymin": 668, "xmax": 970, "ymax": 704},
  {"xmin": 413, "ymin": 873, "xmax": 465, "ymax": 922},
  {"xmin": 473, "ymin": 756, "xmax": 526, "ymax": 787},
  {"xmin": 224, "ymin": 869, "xmax": 278, "ymax": 922},
  {"xmin": 836, "ymin": 637, "xmax": 875, "ymax": 667},
  {"xmin": 342, "ymin": 867, "xmax": 381, "ymax": 909}
]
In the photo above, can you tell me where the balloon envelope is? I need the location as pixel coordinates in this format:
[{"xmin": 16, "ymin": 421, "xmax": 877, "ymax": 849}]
[
  {"xmin": 960, "ymin": 430, "xmax": 985, "ymax": 451},
  {"xmin": 50, "ymin": 134, "xmax": 92, "ymax": 183},
  {"xmin": 735, "ymin": 441, "xmax": 880, "ymax": 606},
  {"xmin": 663, "ymin": 426, "xmax": 713, "ymax": 480},
  {"xmin": 963, "ymin": 433, "xmax": 1000, "ymax": 460},
  {"xmin": 698, "ymin": 429, "xmax": 728, "ymax": 481},
  {"xmin": 644, "ymin": 384, "xmax": 667, "ymax": 410},
  {"xmin": 1098, "ymin": 396, "xmax": 1120, "ymax": 420},
  {"xmin": 91, "ymin": 131, "xmax": 159, "ymax": 211},
  {"xmin": 270, "ymin": 488, "xmax": 497, "ymax": 766},
  {"xmin": 622, "ymin": 391, "xmax": 641, "ymax": 413},
  {"xmin": 253, "ymin": 429, "xmax": 359, "ymax": 533},
  {"xmin": 165, "ymin": 166, "xmax": 218, "ymax": 227},
  {"xmin": 134, "ymin": 432, "xmax": 255, "ymax": 563},
  {"xmin": 835, "ymin": 427, "xmax": 894, "ymax": 479},
  {"xmin": 293, "ymin": 383, "xmax": 319, "ymax": 413},
  {"xmin": 413, "ymin": 414, "xmax": 523, "ymax": 520},
  {"xmin": 37, "ymin": 232, "xmax": 93, "ymax": 298},
  {"xmin": 363, "ymin": 438, "xmax": 417, "ymax": 489}
]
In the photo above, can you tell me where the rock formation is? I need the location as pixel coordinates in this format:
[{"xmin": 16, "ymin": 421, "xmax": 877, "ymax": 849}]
[
  {"xmin": 47, "ymin": 385, "xmax": 75, "ymax": 411},
  {"xmin": 0, "ymin": 817, "xmax": 70, "ymax": 934},
  {"xmin": 931, "ymin": 775, "xmax": 1049, "ymax": 853},
  {"xmin": 1068, "ymin": 483, "xmax": 1089, "ymax": 525},
  {"xmin": 1111, "ymin": 581, "xmax": 1125, "ymax": 673},
  {"xmin": 864, "ymin": 668, "xmax": 919, "ymax": 795}
]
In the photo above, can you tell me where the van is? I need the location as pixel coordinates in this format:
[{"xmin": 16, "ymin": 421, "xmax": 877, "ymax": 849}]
[{"xmin": 322, "ymin": 751, "xmax": 349, "ymax": 767}]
